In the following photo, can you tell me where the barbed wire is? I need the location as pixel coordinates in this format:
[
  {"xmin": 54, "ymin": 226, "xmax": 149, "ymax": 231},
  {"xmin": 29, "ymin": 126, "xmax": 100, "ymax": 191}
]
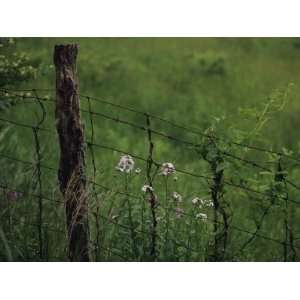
[
  {"xmin": 2, "ymin": 180, "xmax": 299, "ymax": 255},
  {"xmin": 2, "ymin": 88, "xmax": 300, "ymax": 163},
  {"xmin": 79, "ymin": 107, "xmax": 300, "ymax": 192},
  {"xmin": 87, "ymin": 141, "xmax": 300, "ymax": 206},
  {"xmin": 2, "ymin": 89, "xmax": 300, "ymax": 177},
  {"xmin": 1, "ymin": 160, "xmax": 299, "ymax": 260},
  {"xmin": 1, "ymin": 117, "xmax": 300, "ymax": 208},
  {"xmin": 3, "ymin": 89, "xmax": 300, "ymax": 194},
  {"xmin": 1, "ymin": 115, "xmax": 289, "ymax": 205},
  {"xmin": 1, "ymin": 87, "xmax": 300, "ymax": 261},
  {"xmin": 78, "ymin": 92, "xmax": 300, "ymax": 164}
]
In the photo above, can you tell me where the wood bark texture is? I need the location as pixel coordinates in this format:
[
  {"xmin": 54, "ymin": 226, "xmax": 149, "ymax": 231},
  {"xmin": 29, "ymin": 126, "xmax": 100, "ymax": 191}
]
[{"xmin": 54, "ymin": 44, "xmax": 90, "ymax": 261}]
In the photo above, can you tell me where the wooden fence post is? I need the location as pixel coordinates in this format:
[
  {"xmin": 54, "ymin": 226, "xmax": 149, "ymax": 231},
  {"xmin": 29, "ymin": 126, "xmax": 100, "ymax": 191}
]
[{"xmin": 54, "ymin": 44, "xmax": 90, "ymax": 262}]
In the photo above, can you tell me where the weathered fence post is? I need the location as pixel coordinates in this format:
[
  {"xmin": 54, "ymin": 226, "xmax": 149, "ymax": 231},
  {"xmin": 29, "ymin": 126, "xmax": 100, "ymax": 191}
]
[{"xmin": 54, "ymin": 44, "xmax": 90, "ymax": 262}]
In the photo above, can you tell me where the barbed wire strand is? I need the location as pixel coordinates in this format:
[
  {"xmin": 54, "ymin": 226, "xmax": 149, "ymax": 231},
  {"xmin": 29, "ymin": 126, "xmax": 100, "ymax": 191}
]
[
  {"xmin": 2, "ymin": 88, "xmax": 300, "ymax": 261},
  {"xmin": 3, "ymin": 89, "xmax": 300, "ymax": 193},
  {"xmin": 2, "ymin": 88, "xmax": 300, "ymax": 163}
]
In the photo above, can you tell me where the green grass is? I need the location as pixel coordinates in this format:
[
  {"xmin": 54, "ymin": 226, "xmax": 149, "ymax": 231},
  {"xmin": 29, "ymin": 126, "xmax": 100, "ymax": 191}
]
[{"xmin": 1, "ymin": 38, "xmax": 300, "ymax": 261}]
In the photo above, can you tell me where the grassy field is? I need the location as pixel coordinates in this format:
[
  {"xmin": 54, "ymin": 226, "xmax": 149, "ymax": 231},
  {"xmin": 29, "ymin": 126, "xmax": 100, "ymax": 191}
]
[{"xmin": 1, "ymin": 38, "xmax": 300, "ymax": 261}]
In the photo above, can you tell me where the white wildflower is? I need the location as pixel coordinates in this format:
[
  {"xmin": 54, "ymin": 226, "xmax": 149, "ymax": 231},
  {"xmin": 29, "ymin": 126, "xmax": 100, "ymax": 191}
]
[
  {"xmin": 142, "ymin": 184, "xmax": 154, "ymax": 193},
  {"xmin": 199, "ymin": 198, "xmax": 213, "ymax": 207},
  {"xmin": 196, "ymin": 213, "xmax": 207, "ymax": 221},
  {"xmin": 160, "ymin": 162, "xmax": 176, "ymax": 176},
  {"xmin": 199, "ymin": 198, "xmax": 206, "ymax": 207},
  {"xmin": 205, "ymin": 199, "xmax": 214, "ymax": 207},
  {"xmin": 135, "ymin": 168, "xmax": 141, "ymax": 174},
  {"xmin": 173, "ymin": 191, "xmax": 182, "ymax": 202},
  {"xmin": 192, "ymin": 197, "xmax": 214, "ymax": 208},
  {"xmin": 115, "ymin": 155, "xmax": 135, "ymax": 173},
  {"xmin": 191, "ymin": 197, "xmax": 200, "ymax": 205}
]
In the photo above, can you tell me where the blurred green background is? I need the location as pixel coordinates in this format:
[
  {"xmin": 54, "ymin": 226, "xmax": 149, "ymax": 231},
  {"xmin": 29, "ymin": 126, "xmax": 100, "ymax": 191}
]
[{"xmin": 15, "ymin": 37, "xmax": 300, "ymax": 149}]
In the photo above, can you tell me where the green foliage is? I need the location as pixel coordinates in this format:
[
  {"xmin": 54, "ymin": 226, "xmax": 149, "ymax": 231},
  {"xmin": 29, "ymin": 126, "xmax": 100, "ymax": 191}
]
[
  {"xmin": 1, "ymin": 38, "xmax": 300, "ymax": 261},
  {"xmin": 0, "ymin": 38, "xmax": 38, "ymax": 110},
  {"xmin": 189, "ymin": 51, "xmax": 227, "ymax": 75},
  {"xmin": 0, "ymin": 38, "xmax": 38, "ymax": 87}
]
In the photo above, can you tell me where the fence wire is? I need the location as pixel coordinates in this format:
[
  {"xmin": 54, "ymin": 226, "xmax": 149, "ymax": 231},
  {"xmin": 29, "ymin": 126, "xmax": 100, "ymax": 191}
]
[{"xmin": 0, "ymin": 87, "xmax": 299, "ymax": 261}]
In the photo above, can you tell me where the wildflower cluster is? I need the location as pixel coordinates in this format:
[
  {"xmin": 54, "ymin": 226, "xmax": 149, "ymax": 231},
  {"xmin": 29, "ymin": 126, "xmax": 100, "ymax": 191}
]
[
  {"xmin": 141, "ymin": 184, "xmax": 154, "ymax": 193},
  {"xmin": 0, "ymin": 38, "xmax": 37, "ymax": 91},
  {"xmin": 114, "ymin": 157, "xmax": 210, "ymax": 223},
  {"xmin": 115, "ymin": 155, "xmax": 135, "ymax": 173},
  {"xmin": 190, "ymin": 197, "xmax": 212, "ymax": 222},
  {"xmin": 191, "ymin": 197, "xmax": 213, "ymax": 208},
  {"xmin": 160, "ymin": 162, "xmax": 176, "ymax": 176},
  {"xmin": 172, "ymin": 192, "xmax": 182, "ymax": 203}
]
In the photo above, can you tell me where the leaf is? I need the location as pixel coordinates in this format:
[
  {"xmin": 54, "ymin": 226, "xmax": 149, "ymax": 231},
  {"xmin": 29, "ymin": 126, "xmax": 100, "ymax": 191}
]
[{"xmin": 259, "ymin": 171, "xmax": 273, "ymax": 176}]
